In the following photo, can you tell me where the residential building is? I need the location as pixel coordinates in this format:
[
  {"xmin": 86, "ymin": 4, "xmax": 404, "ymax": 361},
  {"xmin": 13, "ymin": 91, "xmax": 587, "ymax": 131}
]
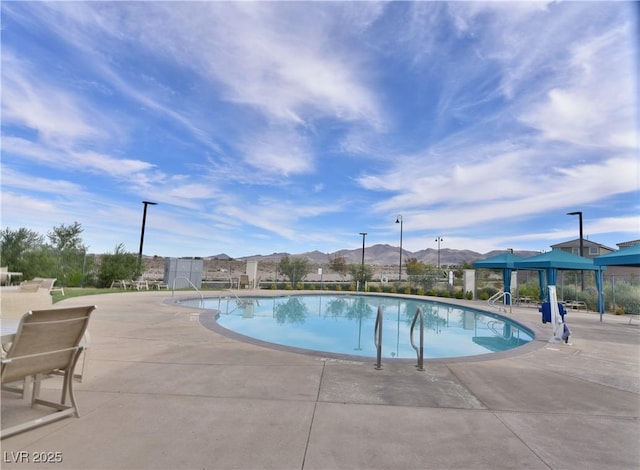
[{"xmin": 550, "ymin": 239, "xmax": 615, "ymax": 259}]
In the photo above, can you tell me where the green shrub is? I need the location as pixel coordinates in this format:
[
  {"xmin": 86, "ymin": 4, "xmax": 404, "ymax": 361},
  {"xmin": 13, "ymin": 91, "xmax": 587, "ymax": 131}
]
[
  {"xmin": 478, "ymin": 286, "xmax": 498, "ymax": 300},
  {"xmin": 97, "ymin": 243, "xmax": 138, "ymax": 288},
  {"xmin": 605, "ymin": 281, "xmax": 640, "ymax": 314},
  {"xmin": 465, "ymin": 291, "xmax": 473, "ymax": 300},
  {"xmin": 517, "ymin": 281, "xmax": 540, "ymax": 301}
]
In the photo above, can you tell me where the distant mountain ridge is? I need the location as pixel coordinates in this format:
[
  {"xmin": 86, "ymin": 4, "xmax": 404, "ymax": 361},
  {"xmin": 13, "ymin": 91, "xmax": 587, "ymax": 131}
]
[{"xmin": 207, "ymin": 245, "xmax": 538, "ymax": 266}]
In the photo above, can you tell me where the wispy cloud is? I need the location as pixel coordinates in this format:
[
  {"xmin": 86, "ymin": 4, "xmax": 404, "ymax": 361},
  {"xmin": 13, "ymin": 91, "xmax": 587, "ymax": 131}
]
[
  {"xmin": 519, "ymin": 24, "xmax": 637, "ymax": 149},
  {"xmin": 1, "ymin": 52, "xmax": 111, "ymax": 146},
  {"xmin": 1, "ymin": 2, "xmax": 637, "ymax": 257}
]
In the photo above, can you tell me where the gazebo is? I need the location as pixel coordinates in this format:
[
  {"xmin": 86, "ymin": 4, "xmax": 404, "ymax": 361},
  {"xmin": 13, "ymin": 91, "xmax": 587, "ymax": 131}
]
[
  {"xmin": 513, "ymin": 250, "xmax": 605, "ymax": 319},
  {"xmin": 593, "ymin": 244, "xmax": 640, "ymax": 267},
  {"xmin": 473, "ymin": 252, "xmax": 524, "ymax": 305}
]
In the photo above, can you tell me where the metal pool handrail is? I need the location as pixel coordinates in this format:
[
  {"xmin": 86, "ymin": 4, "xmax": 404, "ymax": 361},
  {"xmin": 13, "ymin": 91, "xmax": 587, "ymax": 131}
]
[
  {"xmin": 374, "ymin": 306, "xmax": 383, "ymax": 370},
  {"xmin": 224, "ymin": 289, "xmax": 242, "ymax": 302},
  {"xmin": 217, "ymin": 289, "xmax": 242, "ymax": 313},
  {"xmin": 171, "ymin": 277, "xmax": 203, "ymax": 302},
  {"xmin": 409, "ymin": 306, "xmax": 425, "ymax": 371},
  {"xmin": 488, "ymin": 290, "xmax": 512, "ymax": 314}
]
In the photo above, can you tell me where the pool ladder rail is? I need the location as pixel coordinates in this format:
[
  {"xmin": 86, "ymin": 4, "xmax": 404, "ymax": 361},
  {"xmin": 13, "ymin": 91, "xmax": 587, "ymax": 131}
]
[
  {"xmin": 409, "ymin": 306, "xmax": 425, "ymax": 371},
  {"xmin": 374, "ymin": 306, "xmax": 383, "ymax": 370},
  {"xmin": 171, "ymin": 276, "xmax": 204, "ymax": 304},
  {"xmin": 488, "ymin": 290, "xmax": 512, "ymax": 314},
  {"xmin": 374, "ymin": 306, "xmax": 425, "ymax": 371}
]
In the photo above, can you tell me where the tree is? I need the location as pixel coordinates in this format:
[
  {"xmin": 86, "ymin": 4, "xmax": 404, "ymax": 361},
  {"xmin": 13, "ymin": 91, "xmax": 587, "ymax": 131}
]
[
  {"xmin": 349, "ymin": 264, "xmax": 373, "ymax": 287},
  {"xmin": 278, "ymin": 256, "xmax": 311, "ymax": 288},
  {"xmin": 0, "ymin": 227, "xmax": 55, "ymax": 280},
  {"xmin": 328, "ymin": 255, "xmax": 349, "ymax": 278},
  {"xmin": 48, "ymin": 222, "xmax": 87, "ymax": 286},
  {"xmin": 0, "ymin": 227, "xmax": 44, "ymax": 267},
  {"xmin": 405, "ymin": 258, "xmax": 426, "ymax": 276},
  {"xmin": 97, "ymin": 244, "xmax": 139, "ymax": 288},
  {"xmin": 48, "ymin": 222, "xmax": 85, "ymax": 252},
  {"xmin": 414, "ymin": 264, "xmax": 441, "ymax": 290}
]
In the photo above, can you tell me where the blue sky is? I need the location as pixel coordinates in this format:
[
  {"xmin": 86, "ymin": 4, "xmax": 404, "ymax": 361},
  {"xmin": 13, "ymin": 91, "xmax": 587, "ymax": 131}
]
[{"xmin": 1, "ymin": 2, "xmax": 638, "ymax": 258}]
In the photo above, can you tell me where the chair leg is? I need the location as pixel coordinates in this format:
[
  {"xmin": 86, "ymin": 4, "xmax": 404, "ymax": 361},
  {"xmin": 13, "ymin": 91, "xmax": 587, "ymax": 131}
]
[
  {"xmin": 76, "ymin": 331, "xmax": 91, "ymax": 382},
  {"xmin": 31, "ymin": 374, "xmax": 42, "ymax": 406},
  {"xmin": 64, "ymin": 348, "xmax": 84, "ymax": 416}
]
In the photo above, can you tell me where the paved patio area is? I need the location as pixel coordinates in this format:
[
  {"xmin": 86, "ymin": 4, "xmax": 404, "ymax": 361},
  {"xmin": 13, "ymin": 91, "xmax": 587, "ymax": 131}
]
[{"xmin": 2, "ymin": 290, "xmax": 639, "ymax": 469}]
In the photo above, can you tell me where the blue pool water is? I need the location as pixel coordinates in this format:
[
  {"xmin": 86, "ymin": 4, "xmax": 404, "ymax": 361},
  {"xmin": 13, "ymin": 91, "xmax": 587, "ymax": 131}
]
[{"xmin": 183, "ymin": 294, "xmax": 534, "ymax": 360}]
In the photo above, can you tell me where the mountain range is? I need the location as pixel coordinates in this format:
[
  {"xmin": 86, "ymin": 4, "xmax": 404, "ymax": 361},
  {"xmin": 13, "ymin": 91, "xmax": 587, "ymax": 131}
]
[{"xmin": 205, "ymin": 244, "xmax": 539, "ymax": 267}]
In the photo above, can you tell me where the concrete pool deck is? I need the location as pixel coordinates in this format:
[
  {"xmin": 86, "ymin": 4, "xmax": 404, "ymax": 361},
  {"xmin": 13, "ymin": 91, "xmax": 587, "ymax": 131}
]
[{"xmin": 1, "ymin": 290, "xmax": 639, "ymax": 469}]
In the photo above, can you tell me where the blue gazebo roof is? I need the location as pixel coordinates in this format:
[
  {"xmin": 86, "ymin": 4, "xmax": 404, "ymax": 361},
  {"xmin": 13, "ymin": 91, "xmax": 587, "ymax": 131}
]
[
  {"xmin": 473, "ymin": 252, "xmax": 524, "ymax": 269},
  {"xmin": 593, "ymin": 245, "xmax": 640, "ymax": 267},
  {"xmin": 513, "ymin": 250, "xmax": 600, "ymax": 271}
]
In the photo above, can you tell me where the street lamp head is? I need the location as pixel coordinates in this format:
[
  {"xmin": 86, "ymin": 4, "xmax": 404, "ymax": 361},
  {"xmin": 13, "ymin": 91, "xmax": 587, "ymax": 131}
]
[
  {"xmin": 359, "ymin": 232, "xmax": 367, "ymax": 236},
  {"xmin": 395, "ymin": 215, "xmax": 402, "ymax": 224},
  {"xmin": 566, "ymin": 211, "xmax": 581, "ymax": 216},
  {"xmin": 142, "ymin": 200, "xmax": 158, "ymax": 205}
]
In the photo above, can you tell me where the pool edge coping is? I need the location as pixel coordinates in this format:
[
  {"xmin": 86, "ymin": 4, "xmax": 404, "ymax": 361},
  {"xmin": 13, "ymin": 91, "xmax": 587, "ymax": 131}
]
[{"xmin": 166, "ymin": 290, "xmax": 550, "ymax": 364}]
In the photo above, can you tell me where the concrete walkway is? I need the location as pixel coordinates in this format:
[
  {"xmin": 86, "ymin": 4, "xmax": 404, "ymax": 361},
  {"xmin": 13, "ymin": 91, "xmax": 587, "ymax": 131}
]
[{"xmin": 2, "ymin": 291, "xmax": 639, "ymax": 470}]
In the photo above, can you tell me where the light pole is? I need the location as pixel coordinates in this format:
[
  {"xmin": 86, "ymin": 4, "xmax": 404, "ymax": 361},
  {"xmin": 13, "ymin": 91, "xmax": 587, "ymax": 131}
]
[
  {"xmin": 395, "ymin": 215, "xmax": 403, "ymax": 281},
  {"xmin": 359, "ymin": 232, "xmax": 367, "ymax": 292},
  {"xmin": 567, "ymin": 211, "xmax": 584, "ymax": 290},
  {"xmin": 435, "ymin": 236, "xmax": 444, "ymax": 268},
  {"xmin": 138, "ymin": 200, "xmax": 158, "ymax": 277}
]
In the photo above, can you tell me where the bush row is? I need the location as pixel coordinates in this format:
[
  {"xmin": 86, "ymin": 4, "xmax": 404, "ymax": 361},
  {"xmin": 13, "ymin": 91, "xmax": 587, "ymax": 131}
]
[{"xmin": 263, "ymin": 282, "xmax": 474, "ymax": 300}]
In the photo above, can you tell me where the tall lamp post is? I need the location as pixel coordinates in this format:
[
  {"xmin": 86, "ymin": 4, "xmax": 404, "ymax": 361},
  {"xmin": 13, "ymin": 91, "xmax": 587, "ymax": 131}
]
[
  {"xmin": 359, "ymin": 232, "xmax": 367, "ymax": 292},
  {"xmin": 138, "ymin": 200, "xmax": 158, "ymax": 277},
  {"xmin": 435, "ymin": 236, "xmax": 444, "ymax": 269},
  {"xmin": 567, "ymin": 211, "xmax": 584, "ymax": 290},
  {"xmin": 395, "ymin": 215, "xmax": 403, "ymax": 281}
]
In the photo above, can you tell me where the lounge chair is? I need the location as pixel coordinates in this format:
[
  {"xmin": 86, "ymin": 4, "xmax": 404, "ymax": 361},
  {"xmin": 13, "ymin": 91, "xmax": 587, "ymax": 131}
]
[
  {"xmin": 17, "ymin": 279, "xmax": 43, "ymax": 292},
  {"xmin": 33, "ymin": 277, "xmax": 64, "ymax": 296},
  {"xmin": 1, "ymin": 305, "xmax": 96, "ymax": 439}
]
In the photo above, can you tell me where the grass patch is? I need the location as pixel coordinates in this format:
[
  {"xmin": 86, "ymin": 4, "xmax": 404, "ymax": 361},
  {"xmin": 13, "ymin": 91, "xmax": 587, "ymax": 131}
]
[
  {"xmin": 52, "ymin": 288, "xmax": 128, "ymax": 303},
  {"xmin": 51, "ymin": 286, "xmax": 229, "ymax": 303}
]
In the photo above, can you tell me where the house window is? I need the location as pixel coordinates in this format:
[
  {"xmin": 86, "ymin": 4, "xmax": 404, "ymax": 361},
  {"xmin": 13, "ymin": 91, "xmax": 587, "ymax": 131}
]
[{"xmin": 589, "ymin": 246, "xmax": 599, "ymax": 255}]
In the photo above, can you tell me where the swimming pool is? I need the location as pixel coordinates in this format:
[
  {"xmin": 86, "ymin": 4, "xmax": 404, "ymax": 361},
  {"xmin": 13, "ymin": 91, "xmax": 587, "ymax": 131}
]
[{"xmin": 183, "ymin": 294, "xmax": 534, "ymax": 360}]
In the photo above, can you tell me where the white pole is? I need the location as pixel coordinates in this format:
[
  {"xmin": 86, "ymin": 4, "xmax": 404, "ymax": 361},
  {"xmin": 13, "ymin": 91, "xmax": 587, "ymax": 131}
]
[{"xmin": 548, "ymin": 286, "xmax": 564, "ymax": 343}]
